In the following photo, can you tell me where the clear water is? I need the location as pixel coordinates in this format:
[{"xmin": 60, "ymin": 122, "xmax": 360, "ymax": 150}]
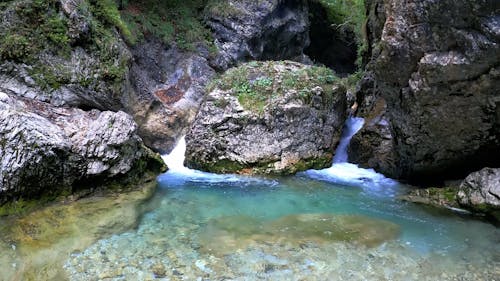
[
  {"xmin": 61, "ymin": 169, "xmax": 500, "ymax": 280},
  {"xmin": 62, "ymin": 138, "xmax": 499, "ymax": 281},
  {"xmin": 2, "ymin": 132, "xmax": 499, "ymax": 280}
]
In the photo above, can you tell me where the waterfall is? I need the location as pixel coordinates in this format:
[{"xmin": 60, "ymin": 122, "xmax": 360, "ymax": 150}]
[
  {"xmin": 158, "ymin": 136, "xmax": 277, "ymax": 186},
  {"xmin": 302, "ymin": 116, "xmax": 397, "ymax": 190},
  {"xmin": 332, "ymin": 117, "xmax": 365, "ymax": 164},
  {"xmin": 161, "ymin": 136, "xmax": 189, "ymax": 172}
]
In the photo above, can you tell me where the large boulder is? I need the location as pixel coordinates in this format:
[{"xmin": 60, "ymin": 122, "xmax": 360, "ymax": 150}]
[
  {"xmin": 205, "ymin": 0, "xmax": 311, "ymax": 70},
  {"xmin": 185, "ymin": 61, "xmax": 346, "ymax": 174},
  {"xmin": 351, "ymin": 0, "xmax": 500, "ymax": 183},
  {"xmin": 0, "ymin": 92, "xmax": 165, "ymax": 204},
  {"xmin": 457, "ymin": 168, "xmax": 500, "ymax": 219}
]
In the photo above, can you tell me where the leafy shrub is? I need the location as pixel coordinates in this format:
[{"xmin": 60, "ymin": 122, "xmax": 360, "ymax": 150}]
[
  {"xmin": 89, "ymin": 0, "xmax": 134, "ymax": 43},
  {"xmin": 315, "ymin": 0, "xmax": 367, "ymax": 67},
  {"xmin": 0, "ymin": 34, "xmax": 31, "ymax": 60},
  {"xmin": 119, "ymin": 0, "xmax": 214, "ymax": 50}
]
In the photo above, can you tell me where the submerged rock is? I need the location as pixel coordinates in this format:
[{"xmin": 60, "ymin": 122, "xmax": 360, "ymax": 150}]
[
  {"xmin": 399, "ymin": 187, "xmax": 461, "ymax": 211},
  {"xmin": 352, "ymin": 0, "xmax": 500, "ymax": 183},
  {"xmin": 0, "ymin": 181, "xmax": 156, "ymax": 280},
  {"xmin": 0, "ymin": 93, "xmax": 165, "ymax": 204},
  {"xmin": 185, "ymin": 61, "xmax": 347, "ymax": 175},
  {"xmin": 200, "ymin": 213, "xmax": 400, "ymax": 255},
  {"xmin": 457, "ymin": 168, "xmax": 500, "ymax": 219}
]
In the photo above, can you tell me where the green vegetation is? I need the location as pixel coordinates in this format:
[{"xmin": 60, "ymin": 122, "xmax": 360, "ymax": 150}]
[
  {"xmin": 89, "ymin": 0, "xmax": 133, "ymax": 43},
  {"xmin": 0, "ymin": 0, "xmax": 71, "ymax": 60},
  {"xmin": 120, "ymin": 0, "xmax": 214, "ymax": 50},
  {"xmin": 0, "ymin": 0, "xmax": 130, "ymax": 90},
  {"xmin": 314, "ymin": 0, "xmax": 367, "ymax": 67},
  {"xmin": 211, "ymin": 61, "xmax": 339, "ymax": 113},
  {"xmin": 0, "ymin": 33, "xmax": 31, "ymax": 61},
  {"xmin": 204, "ymin": 0, "xmax": 245, "ymax": 18}
]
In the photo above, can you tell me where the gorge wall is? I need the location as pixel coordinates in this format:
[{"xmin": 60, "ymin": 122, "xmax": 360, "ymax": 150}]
[
  {"xmin": 1, "ymin": 0, "xmax": 499, "ymax": 203},
  {"xmin": 350, "ymin": 0, "xmax": 500, "ymax": 184}
]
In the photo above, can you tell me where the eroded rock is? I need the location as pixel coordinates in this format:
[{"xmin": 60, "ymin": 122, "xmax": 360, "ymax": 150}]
[
  {"xmin": 352, "ymin": 0, "xmax": 500, "ymax": 183},
  {"xmin": 126, "ymin": 40, "xmax": 216, "ymax": 153},
  {"xmin": 205, "ymin": 0, "xmax": 311, "ymax": 70},
  {"xmin": 185, "ymin": 61, "xmax": 346, "ymax": 175},
  {"xmin": 0, "ymin": 93, "xmax": 165, "ymax": 203}
]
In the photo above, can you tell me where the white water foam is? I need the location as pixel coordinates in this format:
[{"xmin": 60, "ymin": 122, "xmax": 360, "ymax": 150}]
[
  {"xmin": 302, "ymin": 117, "xmax": 398, "ymax": 190},
  {"xmin": 159, "ymin": 136, "xmax": 277, "ymax": 186},
  {"xmin": 333, "ymin": 117, "xmax": 365, "ymax": 163},
  {"xmin": 303, "ymin": 163, "xmax": 397, "ymax": 189}
]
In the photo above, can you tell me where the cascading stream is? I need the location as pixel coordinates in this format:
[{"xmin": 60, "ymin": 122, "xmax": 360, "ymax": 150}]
[
  {"xmin": 332, "ymin": 117, "xmax": 365, "ymax": 163},
  {"xmin": 161, "ymin": 136, "xmax": 190, "ymax": 173},
  {"xmin": 159, "ymin": 136, "xmax": 277, "ymax": 186},
  {"xmin": 302, "ymin": 116, "xmax": 397, "ymax": 190}
]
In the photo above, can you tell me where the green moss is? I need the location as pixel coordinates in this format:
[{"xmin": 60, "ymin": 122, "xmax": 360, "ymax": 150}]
[
  {"xmin": 424, "ymin": 187, "xmax": 458, "ymax": 203},
  {"xmin": 312, "ymin": 0, "xmax": 367, "ymax": 68},
  {"xmin": 212, "ymin": 61, "xmax": 339, "ymax": 114},
  {"xmin": 0, "ymin": 0, "xmax": 72, "ymax": 60},
  {"xmin": 202, "ymin": 159, "xmax": 247, "ymax": 174},
  {"xmin": 0, "ymin": 199, "xmax": 39, "ymax": 217},
  {"xmin": 293, "ymin": 156, "xmax": 332, "ymax": 172},
  {"xmin": 199, "ymin": 154, "xmax": 332, "ymax": 176},
  {"xmin": 0, "ymin": 190, "xmax": 69, "ymax": 217},
  {"xmin": 0, "ymin": 33, "xmax": 31, "ymax": 61},
  {"xmin": 29, "ymin": 65, "xmax": 68, "ymax": 91},
  {"xmin": 42, "ymin": 16, "xmax": 70, "ymax": 54},
  {"xmin": 89, "ymin": 0, "xmax": 134, "ymax": 44},
  {"xmin": 120, "ymin": 0, "xmax": 214, "ymax": 50}
]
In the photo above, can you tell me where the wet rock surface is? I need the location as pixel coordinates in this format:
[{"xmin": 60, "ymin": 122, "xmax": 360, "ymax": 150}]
[
  {"xmin": 185, "ymin": 61, "xmax": 347, "ymax": 175},
  {"xmin": 352, "ymin": 0, "xmax": 500, "ymax": 183},
  {"xmin": 399, "ymin": 187, "xmax": 461, "ymax": 211},
  {"xmin": 0, "ymin": 92, "xmax": 164, "ymax": 203}
]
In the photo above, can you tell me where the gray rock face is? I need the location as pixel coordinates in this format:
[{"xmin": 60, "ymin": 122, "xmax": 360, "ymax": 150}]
[
  {"xmin": 0, "ymin": 0, "xmax": 131, "ymax": 111},
  {"xmin": 458, "ymin": 168, "xmax": 500, "ymax": 213},
  {"xmin": 126, "ymin": 40, "xmax": 216, "ymax": 153},
  {"xmin": 0, "ymin": 92, "xmax": 164, "ymax": 203},
  {"xmin": 185, "ymin": 61, "xmax": 346, "ymax": 174},
  {"xmin": 206, "ymin": 0, "xmax": 310, "ymax": 70},
  {"xmin": 352, "ymin": 0, "xmax": 500, "ymax": 183}
]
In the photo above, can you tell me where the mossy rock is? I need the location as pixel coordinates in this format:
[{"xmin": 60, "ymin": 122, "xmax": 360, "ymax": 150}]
[
  {"xmin": 209, "ymin": 60, "xmax": 340, "ymax": 114},
  {"xmin": 399, "ymin": 186, "xmax": 460, "ymax": 210},
  {"xmin": 190, "ymin": 155, "xmax": 333, "ymax": 176}
]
